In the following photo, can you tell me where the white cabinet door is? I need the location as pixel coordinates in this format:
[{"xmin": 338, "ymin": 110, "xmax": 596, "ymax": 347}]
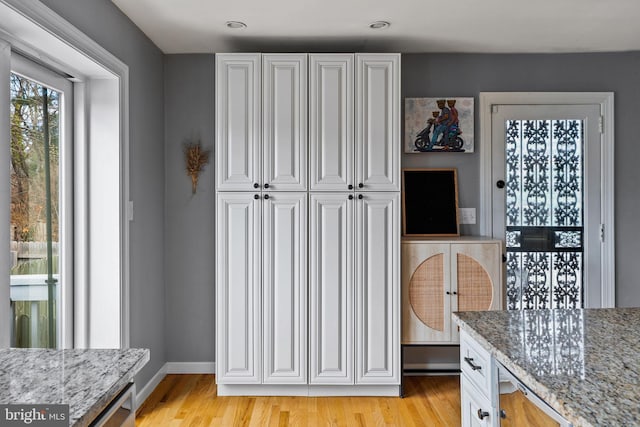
[
  {"xmin": 262, "ymin": 54, "xmax": 307, "ymax": 191},
  {"xmin": 262, "ymin": 192, "xmax": 307, "ymax": 384},
  {"xmin": 309, "ymin": 54, "xmax": 354, "ymax": 191},
  {"xmin": 216, "ymin": 193, "xmax": 261, "ymax": 383},
  {"xmin": 309, "ymin": 193, "xmax": 354, "ymax": 383},
  {"xmin": 461, "ymin": 376, "xmax": 495, "ymax": 427},
  {"xmin": 355, "ymin": 193, "xmax": 400, "ymax": 384},
  {"xmin": 401, "ymin": 243, "xmax": 453, "ymax": 343},
  {"xmin": 216, "ymin": 54, "xmax": 261, "ymax": 191},
  {"xmin": 355, "ymin": 54, "xmax": 400, "ymax": 191}
]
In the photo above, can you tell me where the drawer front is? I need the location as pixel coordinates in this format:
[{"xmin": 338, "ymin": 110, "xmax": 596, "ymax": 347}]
[
  {"xmin": 461, "ymin": 375, "xmax": 495, "ymax": 427},
  {"xmin": 460, "ymin": 331, "xmax": 493, "ymax": 398}
]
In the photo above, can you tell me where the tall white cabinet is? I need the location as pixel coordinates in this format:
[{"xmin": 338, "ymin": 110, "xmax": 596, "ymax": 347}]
[{"xmin": 216, "ymin": 52, "xmax": 401, "ymax": 396}]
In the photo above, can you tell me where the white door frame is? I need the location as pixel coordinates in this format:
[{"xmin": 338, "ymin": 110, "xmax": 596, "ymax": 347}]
[{"xmin": 479, "ymin": 92, "xmax": 615, "ymax": 308}]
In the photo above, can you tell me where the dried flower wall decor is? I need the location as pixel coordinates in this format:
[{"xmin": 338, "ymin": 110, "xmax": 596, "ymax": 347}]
[{"xmin": 184, "ymin": 141, "xmax": 211, "ymax": 194}]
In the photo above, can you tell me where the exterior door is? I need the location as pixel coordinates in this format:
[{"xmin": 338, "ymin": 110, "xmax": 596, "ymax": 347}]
[
  {"xmin": 355, "ymin": 192, "xmax": 399, "ymax": 383},
  {"xmin": 262, "ymin": 192, "xmax": 307, "ymax": 384},
  {"xmin": 262, "ymin": 54, "xmax": 307, "ymax": 191},
  {"xmin": 309, "ymin": 54, "xmax": 354, "ymax": 191},
  {"xmin": 309, "ymin": 193, "xmax": 354, "ymax": 384},
  {"xmin": 491, "ymin": 104, "xmax": 602, "ymax": 309},
  {"xmin": 355, "ymin": 54, "xmax": 400, "ymax": 191},
  {"xmin": 215, "ymin": 54, "xmax": 261, "ymax": 191},
  {"xmin": 216, "ymin": 193, "xmax": 261, "ymax": 383}
]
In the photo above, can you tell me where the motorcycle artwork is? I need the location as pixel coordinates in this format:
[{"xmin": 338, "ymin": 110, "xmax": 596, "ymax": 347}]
[{"xmin": 414, "ymin": 99, "xmax": 464, "ymax": 152}]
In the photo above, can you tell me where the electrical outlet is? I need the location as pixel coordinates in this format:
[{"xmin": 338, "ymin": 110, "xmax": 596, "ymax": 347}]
[{"xmin": 459, "ymin": 208, "xmax": 476, "ymax": 224}]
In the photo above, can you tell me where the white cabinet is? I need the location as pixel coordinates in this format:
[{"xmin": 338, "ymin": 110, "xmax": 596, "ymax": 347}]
[
  {"xmin": 215, "ymin": 54, "xmax": 261, "ymax": 191},
  {"xmin": 263, "ymin": 192, "xmax": 307, "ymax": 384},
  {"xmin": 215, "ymin": 193, "xmax": 261, "ymax": 383},
  {"xmin": 402, "ymin": 238, "xmax": 502, "ymax": 344},
  {"xmin": 309, "ymin": 193, "xmax": 354, "ymax": 384},
  {"xmin": 216, "ymin": 53, "xmax": 307, "ymax": 191},
  {"xmin": 309, "ymin": 54, "xmax": 354, "ymax": 191},
  {"xmin": 356, "ymin": 193, "xmax": 400, "ymax": 384},
  {"xmin": 310, "ymin": 192, "xmax": 400, "ymax": 385},
  {"xmin": 309, "ymin": 54, "xmax": 400, "ymax": 192},
  {"xmin": 355, "ymin": 54, "xmax": 400, "ymax": 192},
  {"xmin": 262, "ymin": 54, "xmax": 307, "ymax": 191},
  {"xmin": 216, "ymin": 192, "xmax": 307, "ymax": 385},
  {"xmin": 461, "ymin": 376, "xmax": 495, "ymax": 427},
  {"xmin": 216, "ymin": 52, "xmax": 400, "ymax": 395}
]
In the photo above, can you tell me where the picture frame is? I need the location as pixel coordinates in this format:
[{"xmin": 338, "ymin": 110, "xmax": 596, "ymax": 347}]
[{"xmin": 402, "ymin": 168, "xmax": 460, "ymax": 236}]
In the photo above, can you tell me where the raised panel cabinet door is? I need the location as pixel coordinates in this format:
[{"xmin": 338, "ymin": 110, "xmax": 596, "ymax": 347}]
[
  {"xmin": 401, "ymin": 242, "xmax": 452, "ymax": 344},
  {"xmin": 309, "ymin": 193, "xmax": 354, "ymax": 384},
  {"xmin": 216, "ymin": 53, "xmax": 261, "ymax": 191},
  {"xmin": 309, "ymin": 54, "xmax": 354, "ymax": 191},
  {"xmin": 355, "ymin": 193, "xmax": 400, "ymax": 384},
  {"xmin": 216, "ymin": 193, "xmax": 261, "ymax": 383},
  {"xmin": 262, "ymin": 54, "xmax": 307, "ymax": 191},
  {"xmin": 262, "ymin": 193, "xmax": 307, "ymax": 384},
  {"xmin": 461, "ymin": 376, "xmax": 494, "ymax": 427},
  {"xmin": 355, "ymin": 54, "xmax": 400, "ymax": 191}
]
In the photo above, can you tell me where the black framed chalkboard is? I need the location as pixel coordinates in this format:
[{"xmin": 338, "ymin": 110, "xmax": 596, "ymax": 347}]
[{"xmin": 402, "ymin": 169, "xmax": 460, "ymax": 236}]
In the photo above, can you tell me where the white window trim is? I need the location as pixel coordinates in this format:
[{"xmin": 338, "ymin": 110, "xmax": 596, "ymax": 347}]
[
  {"xmin": 479, "ymin": 92, "xmax": 615, "ymax": 308},
  {"xmin": 0, "ymin": 0, "xmax": 131, "ymax": 347}
]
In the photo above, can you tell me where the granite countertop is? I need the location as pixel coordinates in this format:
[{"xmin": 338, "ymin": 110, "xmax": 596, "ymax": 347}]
[
  {"xmin": 0, "ymin": 348, "xmax": 149, "ymax": 426},
  {"xmin": 453, "ymin": 308, "xmax": 640, "ymax": 427}
]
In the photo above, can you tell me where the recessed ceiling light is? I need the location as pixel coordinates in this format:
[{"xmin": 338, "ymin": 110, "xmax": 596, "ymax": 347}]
[
  {"xmin": 226, "ymin": 21, "xmax": 247, "ymax": 29},
  {"xmin": 369, "ymin": 21, "xmax": 390, "ymax": 29}
]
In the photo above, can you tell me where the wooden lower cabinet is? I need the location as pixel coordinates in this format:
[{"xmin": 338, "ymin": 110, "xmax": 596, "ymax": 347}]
[{"xmin": 402, "ymin": 238, "xmax": 502, "ymax": 344}]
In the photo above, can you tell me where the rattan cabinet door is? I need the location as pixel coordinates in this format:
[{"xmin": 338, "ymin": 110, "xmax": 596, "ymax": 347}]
[{"xmin": 401, "ymin": 243, "xmax": 452, "ymax": 343}]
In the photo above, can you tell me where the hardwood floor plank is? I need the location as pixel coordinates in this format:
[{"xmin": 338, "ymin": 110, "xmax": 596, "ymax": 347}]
[{"xmin": 136, "ymin": 375, "xmax": 462, "ymax": 427}]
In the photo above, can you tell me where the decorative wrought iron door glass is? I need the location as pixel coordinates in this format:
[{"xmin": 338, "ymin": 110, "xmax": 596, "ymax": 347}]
[{"xmin": 504, "ymin": 119, "xmax": 584, "ymax": 310}]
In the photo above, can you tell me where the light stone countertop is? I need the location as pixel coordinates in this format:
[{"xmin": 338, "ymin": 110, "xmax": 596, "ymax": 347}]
[
  {"xmin": 453, "ymin": 308, "xmax": 640, "ymax": 427},
  {"xmin": 0, "ymin": 348, "xmax": 149, "ymax": 426}
]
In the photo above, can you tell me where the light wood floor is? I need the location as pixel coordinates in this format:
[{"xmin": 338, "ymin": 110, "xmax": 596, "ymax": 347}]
[{"xmin": 135, "ymin": 375, "xmax": 461, "ymax": 426}]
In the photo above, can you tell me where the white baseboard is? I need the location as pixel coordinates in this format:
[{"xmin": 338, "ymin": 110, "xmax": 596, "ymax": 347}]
[
  {"xmin": 134, "ymin": 363, "xmax": 167, "ymax": 409},
  {"xmin": 134, "ymin": 362, "xmax": 216, "ymax": 409},
  {"xmin": 166, "ymin": 362, "xmax": 216, "ymax": 374}
]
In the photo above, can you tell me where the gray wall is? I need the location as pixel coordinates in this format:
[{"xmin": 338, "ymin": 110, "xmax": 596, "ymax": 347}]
[
  {"xmin": 164, "ymin": 55, "xmax": 215, "ymax": 362},
  {"xmin": 401, "ymin": 52, "xmax": 640, "ymax": 307},
  {"xmin": 40, "ymin": 0, "xmax": 166, "ymax": 386}
]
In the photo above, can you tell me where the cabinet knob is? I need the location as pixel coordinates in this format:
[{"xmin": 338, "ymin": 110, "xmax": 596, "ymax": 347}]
[
  {"xmin": 358, "ymin": 194, "xmax": 363, "ymax": 200},
  {"xmin": 348, "ymin": 184, "xmax": 354, "ymax": 190},
  {"xmin": 496, "ymin": 180, "xmax": 505, "ymax": 189},
  {"xmin": 477, "ymin": 409, "xmax": 490, "ymax": 420},
  {"xmin": 253, "ymin": 183, "xmax": 259, "ymax": 189},
  {"xmin": 446, "ymin": 291, "xmax": 451, "ymax": 295},
  {"xmin": 358, "ymin": 183, "xmax": 364, "ymax": 188},
  {"xmin": 264, "ymin": 183, "xmax": 270, "ymax": 189},
  {"xmin": 264, "ymin": 194, "xmax": 270, "ymax": 200},
  {"xmin": 254, "ymin": 194, "xmax": 260, "ymax": 200},
  {"xmin": 348, "ymin": 195, "xmax": 354, "ymax": 200},
  {"xmin": 452, "ymin": 291, "xmax": 458, "ymax": 295}
]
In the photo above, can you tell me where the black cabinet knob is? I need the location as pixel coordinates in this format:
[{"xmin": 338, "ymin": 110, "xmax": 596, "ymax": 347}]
[
  {"xmin": 452, "ymin": 291, "xmax": 458, "ymax": 295},
  {"xmin": 264, "ymin": 194, "xmax": 270, "ymax": 200},
  {"xmin": 446, "ymin": 291, "xmax": 451, "ymax": 295},
  {"xmin": 254, "ymin": 194, "xmax": 259, "ymax": 200},
  {"xmin": 496, "ymin": 180, "xmax": 505, "ymax": 189},
  {"xmin": 358, "ymin": 183, "xmax": 364, "ymax": 188},
  {"xmin": 348, "ymin": 195, "xmax": 354, "ymax": 200},
  {"xmin": 477, "ymin": 409, "xmax": 490, "ymax": 420},
  {"xmin": 253, "ymin": 183, "xmax": 259, "ymax": 189},
  {"xmin": 358, "ymin": 194, "xmax": 363, "ymax": 199},
  {"xmin": 264, "ymin": 183, "xmax": 270, "ymax": 189},
  {"xmin": 348, "ymin": 184, "xmax": 353, "ymax": 190}
]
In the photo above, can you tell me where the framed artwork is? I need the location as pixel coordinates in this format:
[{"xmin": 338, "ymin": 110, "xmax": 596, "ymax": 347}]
[
  {"xmin": 402, "ymin": 168, "xmax": 460, "ymax": 236},
  {"xmin": 404, "ymin": 97, "xmax": 474, "ymax": 153}
]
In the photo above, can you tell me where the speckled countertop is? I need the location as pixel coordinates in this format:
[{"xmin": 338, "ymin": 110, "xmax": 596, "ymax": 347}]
[
  {"xmin": 453, "ymin": 308, "xmax": 640, "ymax": 427},
  {"xmin": 0, "ymin": 348, "xmax": 149, "ymax": 426}
]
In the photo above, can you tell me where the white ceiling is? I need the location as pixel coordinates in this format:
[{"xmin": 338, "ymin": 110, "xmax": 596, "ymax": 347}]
[{"xmin": 111, "ymin": 0, "xmax": 640, "ymax": 54}]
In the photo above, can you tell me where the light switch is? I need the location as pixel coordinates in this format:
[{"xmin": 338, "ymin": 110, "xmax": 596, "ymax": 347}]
[{"xmin": 459, "ymin": 208, "xmax": 476, "ymax": 224}]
